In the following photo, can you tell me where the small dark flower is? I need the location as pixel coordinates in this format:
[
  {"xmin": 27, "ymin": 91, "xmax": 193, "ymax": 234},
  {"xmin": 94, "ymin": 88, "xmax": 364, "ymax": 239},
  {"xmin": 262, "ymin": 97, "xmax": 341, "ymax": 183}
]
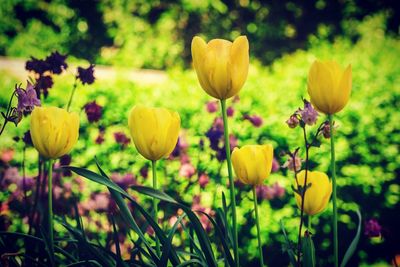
[
  {"xmin": 45, "ymin": 51, "xmax": 68, "ymax": 74},
  {"xmin": 77, "ymin": 64, "xmax": 95, "ymax": 85},
  {"xmin": 227, "ymin": 106, "xmax": 235, "ymax": 117},
  {"xmin": 95, "ymin": 133, "xmax": 105, "ymax": 144},
  {"xmin": 36, "ymin": 75, "xmax": 53, "ymax": 98},
  {"xmin": 140, "ymin": 166, "xmax": 149, "ymax": 178},
  {"xmin": 286, "ymin": 114, "xmax": 300, "ymax": 128},
  {"xmin": 25, "ymin": 57, "xmax": 49, "ymax": 75},
  {"xmin": 364, "ymin": 219, "xmax": 382, "ymax": 238},
  {"xmin": 271, "ymin": 158, "xmax": 280, "ymax": 172},
  {"xmin": 60, "ymin": 154, "xmax": 72, "ymax": 176},
  {"xmin": 23, "ymin": 130, "xmax": 33, "ymax": 146},
  {"xmin": 16, "ymin": 82, "xmax": 41, "ymax": 114},
  {"xmin": 84, "ymin": 101, "xmax": 102, "ymax": 123},
  {"xmin": 300, "ymin": 100, "xmax": 318, "ymax": 126},
  {"xmin": 243, "ymin": 114, "xmax": 263, "ymax": 127},
  {"xmin": 321, "ymin": 120, "xmax": 337, "ymax": 139},
  {"xmin": 114, "ymin": 132, "xmax": 130, "ymax": 147}
]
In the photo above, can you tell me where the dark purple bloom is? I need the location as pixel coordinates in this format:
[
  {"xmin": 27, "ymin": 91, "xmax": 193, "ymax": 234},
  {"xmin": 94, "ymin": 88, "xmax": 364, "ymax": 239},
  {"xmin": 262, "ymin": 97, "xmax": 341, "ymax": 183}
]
[
  {"xmin": 140, "ymin": 166, "xmax": 149, "ymax": 178},
  {"xmin": 256, "ymin": 185, "xmax": 275, "ymax": 200},
  {"xmin": 114, "ymin": 132, "xmax": 130, "ymax": 147},
  {"xmin": 15, "ymin": 82, "xmax": 41, "ymax": 114},
  {"xmin": 95, "ymin": 133, "xmax": 105, "ymax": 144},
  {"xmin": 206, "ymin": 101, "xmax": 218, "ymax": 113},
  {"xmin": 206, "ymin": 118, "xmax": 224, "ymax": 151},
  {"xmin": 321, "ymin": 120, "xmax": 336, "ymax": 139},
  {"xmin": 227, "ymin": 106, "xmax": 235, "ymax": 117},
  {"xmin": 84, "ymin": 101, "xmax": 102, "ymax": 123},
  {"xmin": 364, "ymin": 219, "xmax": 382, "ymax": 238},
  {"xmin": 23, "ymin": 130, "xmax": 33, "ymax": 146},
  {"xmin": 244, "ymin": 114, "xmax": 263, "ymax": 127},
  {"xmin": 77, "ymin": 64, "xmax": 95, "ymax": 85},
  {"xmin": 25, "ymin": 57, "xmax": 49, "ymax": 75},
  {"xmin": 36, "ymin": 75, "xmax": 53, "ymax": 98},
  {"xmin": 45, "ymin": 51, "xmax": 68, "ymax": 74},
  {"xmin": 111, "ymin": 172, "xmax": 136, "ymax": 190},
  {"xmin": 60, "ymin": 154, "xmax": 72, "ymax": 176},
  {"xmin": 300, "ymin": 100, "xmax": 318, "ymax": 126}
]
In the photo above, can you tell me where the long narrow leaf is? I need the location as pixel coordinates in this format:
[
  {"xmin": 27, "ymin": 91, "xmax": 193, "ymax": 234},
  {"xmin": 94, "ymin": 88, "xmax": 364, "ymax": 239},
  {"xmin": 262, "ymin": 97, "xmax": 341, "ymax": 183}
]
[
  {"xmin": 159, "ymin": 215, "xmax": 186, "ymax": 267},
  {"xmin": 279, "ymin": 220, "xmax": 297, "ymax": 266},
  {"xmin": 197, "ymin": 211, "xmax": 235, "ymax": 267},
  {"xmin": 340, "ymin": 209, "xmax": 362, "ymax": 267}
]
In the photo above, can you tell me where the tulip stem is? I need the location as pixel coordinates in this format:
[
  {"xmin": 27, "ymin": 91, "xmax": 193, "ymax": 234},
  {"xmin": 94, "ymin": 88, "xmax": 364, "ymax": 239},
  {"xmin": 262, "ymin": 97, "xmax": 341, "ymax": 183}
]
[
  {"xmin": 66, "ymin": 78, "xmax": 78, "ymax": 111},
  {"xmin": 253, "ymin": 186, "xmax": 264, "ymax": 267},
  {"xmin": 328, "ymin": 114, "xmax": 338, "ymax": 267},
  {"xmin": 220, "ymin": 99, "xmax": 239, "ymax": 267},
  {"xmin": 48, "ymin": 159, "xmax": 54, "ymax": 256},
  {"xmin": 151, "ymin": 160, "xmax": 161, "ymax": 256}
]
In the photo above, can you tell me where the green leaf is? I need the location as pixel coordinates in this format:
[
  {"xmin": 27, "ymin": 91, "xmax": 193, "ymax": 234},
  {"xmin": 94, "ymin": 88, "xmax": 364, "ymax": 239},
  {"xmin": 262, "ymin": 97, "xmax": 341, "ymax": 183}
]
[
  {"xmin": 197, "ymin": 211, "xmax": 235, "ymax": 267},
  {"xmin": 301, "ymin": 233, "xmax": 316, "ymax": 267},
  {"xmin": 159, "ymin": 215, "xmax": 186, "ymax": 267},
  {"xmin": 129, "ymin": 185, "xmax": 218, "ymax": 267},
  {"xmin": 279, "ymin": 220, "xmax": 297, "ymax": 267},
  {"xmin": 39, "ymin": 226, "xmax": 55, "ymax": 267},
  {"xmin": 176, "ymin": 259, "xmax": 207, "ymax": 267},
  {"xmin": 65, "ymin": 260, "xmax": 103, "ymax": 267},
  {"xmin": 340, "ymin": 209, "xmax": 362, "ymax": 267}
]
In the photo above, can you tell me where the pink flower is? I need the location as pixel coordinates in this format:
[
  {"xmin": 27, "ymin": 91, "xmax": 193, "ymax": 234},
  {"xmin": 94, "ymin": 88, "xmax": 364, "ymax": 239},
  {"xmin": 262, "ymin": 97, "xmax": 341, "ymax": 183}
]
[
  {"xmin": 283, "ymin": 154, "xmax": 302, "ymax": 172},
  {"xmin": 199, "ymin": 173, "xmax": 210, "ymax": 188},
  {"xmin": 286, "ymin": 114, "xmax": 300, "ymax": 128},
  {"xmin": 1, "ymin": 149, "xmax": 14, "ymax": 163},
  {"xmin": 206, "ymin": 101, "xmax": 218, "ymax": 113},
  {"xmin": 179, "ymin": 163, "xmax": 196, "ymax": 178},
  {"xmin": 227, "ymin": 106, "xmax": 235, "ymax": 117},
  {"xmin": 243, "ymin": 114, "xmax": 263, "ymax": 127},
  {"xmin": 271, "ymin": 158, "xmax": 280, "ymax": 172}
]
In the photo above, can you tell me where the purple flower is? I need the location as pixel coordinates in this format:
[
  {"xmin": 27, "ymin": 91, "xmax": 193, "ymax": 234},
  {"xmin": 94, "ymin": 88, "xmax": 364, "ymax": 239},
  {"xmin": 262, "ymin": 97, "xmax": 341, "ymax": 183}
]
[
  {"xmin": 300, "ymin": 100, "xmax": 318, "ymax": 126},
  {"xmin": 244, "ymin": 114, "xmax": 263, "ymax": 127},
  {"xmin": 206, "ymin": 101, "xmax": 218, "ymax": 113},
  {"xmin": 286, "ymin": 114, "xmax": 299, "ymax": 128},
  {"xmin": 227, "ymin": 106, "xmax": 235, "ymax": 117},
  {"xmin": 321, "ymin": 120, "xmax": 337, "ymax": 139},
  {"xmin": 25, "ymin": 57, "xmax": 49, "ymax": 75},
  {"xmin": 206, "ymin": 118, "xmax": 224, "ymax": 151},
  {"xmin": 256, "ymin": 185, "xmax": 275, "ymax": 200},
  {"xmin": 114, "ymin": 132, "xmax": 130, "ymax": 147},
  {"xmin": 95, "ymin": 133, "xmax": 105, "ymax": 144},
  {"xmin": 45, "ymin": 51, "xmax": 68, "ymax": 74},
  {"xmin": 60, "ymin": 154, "xmax": 72, "ymax": 176},
  {"xmin": 84, "ymin": 101, "xmax": 102, "ymax": 123},
  {"xmin": 111, "ymin": 172, "xmax": 137, "ymax": 190},
  {"xmin": 15, "ymin": 82, "xmax": 41, "ymax": 114},
  {"xmin": 36, "ymin": 75, "xmax": 54, "ymax": 97},
  {"xmin": 77, "ymin": 64, "xmax": 95, "ymax": 85},
  {"xmin": 23, "ymin": 130, "xmax": 33, "ymax": 146},
  {"xmin": 140, "ymin": 166, "xmax": 149, "ymax": 178},
  {"xmin": 364, "ymin": 219, "xmax": 382, "ymax": 238}
]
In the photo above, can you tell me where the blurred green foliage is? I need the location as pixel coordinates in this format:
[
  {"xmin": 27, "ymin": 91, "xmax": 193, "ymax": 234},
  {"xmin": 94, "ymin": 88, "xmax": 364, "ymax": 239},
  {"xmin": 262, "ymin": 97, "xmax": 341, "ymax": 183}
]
[
  {"xmin": 0, "ymin": 0, "xmax": 399, "ymax": 68},
  {"xmin": 0, "ymin": 6, "xmax": 399, "ymax": 267}
]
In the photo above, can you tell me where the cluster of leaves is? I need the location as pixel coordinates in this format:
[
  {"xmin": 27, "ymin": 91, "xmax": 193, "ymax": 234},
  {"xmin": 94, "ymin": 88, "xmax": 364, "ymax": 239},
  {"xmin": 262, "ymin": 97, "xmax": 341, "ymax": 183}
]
[{"xmin": 0, "ymin": 0, "xmax": 399, "ymax": 68}]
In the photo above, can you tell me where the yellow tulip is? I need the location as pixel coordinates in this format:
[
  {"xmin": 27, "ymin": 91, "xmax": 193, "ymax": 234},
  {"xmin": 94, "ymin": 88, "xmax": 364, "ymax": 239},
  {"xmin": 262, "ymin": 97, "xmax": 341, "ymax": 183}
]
[
  {"xmin": 307, "ymin": 60, "xmax": 352, "ymax": 114},
  {"xmin": 30, "ymin": 106, "xmax": 79, "ymax": 159},
  {"xmin": 294, "ymin": 170, "xmax": 332, "ymax": 216},
  {"xmin": 231, "ymin": 144, "xmax": 273, "ymax": 186},
  {"xmin": 128, "ymin": 105, "xmax": 181, "ymax": 161},
  {"xmin": 191, "ymin": 35, "xmax": 249, "ymax": 100}
]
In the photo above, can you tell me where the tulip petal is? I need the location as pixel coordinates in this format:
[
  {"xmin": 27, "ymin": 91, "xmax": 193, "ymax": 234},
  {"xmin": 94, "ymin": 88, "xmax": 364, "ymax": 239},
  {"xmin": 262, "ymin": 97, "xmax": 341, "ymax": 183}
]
[{"xmin": 229, "ymin": 36, "xmax": 249, "ymax": 98}]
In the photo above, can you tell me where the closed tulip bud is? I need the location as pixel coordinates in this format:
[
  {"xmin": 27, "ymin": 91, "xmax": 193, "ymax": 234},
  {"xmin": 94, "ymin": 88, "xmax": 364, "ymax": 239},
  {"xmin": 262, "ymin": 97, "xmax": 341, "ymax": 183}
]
[
  {"xmin": 307, "ymin": 60, "xmax": 352, "ymax": 114},
  {"xmin": 294, "ymin": 170, "xmax": 332, "ymax": 216},
  {"xmin": 30, "ymin": 106, "xmax": 79, "ymax": 159},
  {"xmin": 128, "ymin": 105, "xmax": 180, "ymax": 161},
  {"xmin": 231, "ymin": 144, "xmax": 273, "ymax": 186},
  {"xmin": 191, "ymin": 36, "xmax": 249, "ymax": 100}
]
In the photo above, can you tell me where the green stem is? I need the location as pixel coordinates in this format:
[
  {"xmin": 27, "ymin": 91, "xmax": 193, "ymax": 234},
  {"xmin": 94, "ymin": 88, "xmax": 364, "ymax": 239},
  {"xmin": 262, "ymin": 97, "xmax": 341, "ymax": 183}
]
[
  {"xmin": 66, "ymin": 79, "xmax": 78, "ymax": 111},
  {"xmin": 151, "ymin": 160, "xmax": 161, "ymax": 256},
  {"xmin": 220, "ymin": 99, "xmax": 239, "ymax": 267},
  {"xmin": 48, "ymin": 159, "xmax": 54, "ymax": 255},
  {"xmin": 253, "ymin": 186, "xmax": 264, "ymax": 267},
  {"xmin": 307, "ymin": 215, "xmax": 312, "ymax": 233},
  {"xmin": 328, "ymin": 114, "xmax": 338, "ymax": 267}
]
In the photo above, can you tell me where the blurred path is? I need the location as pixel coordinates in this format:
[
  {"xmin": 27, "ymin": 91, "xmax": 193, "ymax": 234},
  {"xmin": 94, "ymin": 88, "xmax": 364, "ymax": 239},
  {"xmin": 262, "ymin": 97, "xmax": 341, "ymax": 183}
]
[{"xmin": 0, "ymin": 56, "xmax": 168, "ymax": 85}]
